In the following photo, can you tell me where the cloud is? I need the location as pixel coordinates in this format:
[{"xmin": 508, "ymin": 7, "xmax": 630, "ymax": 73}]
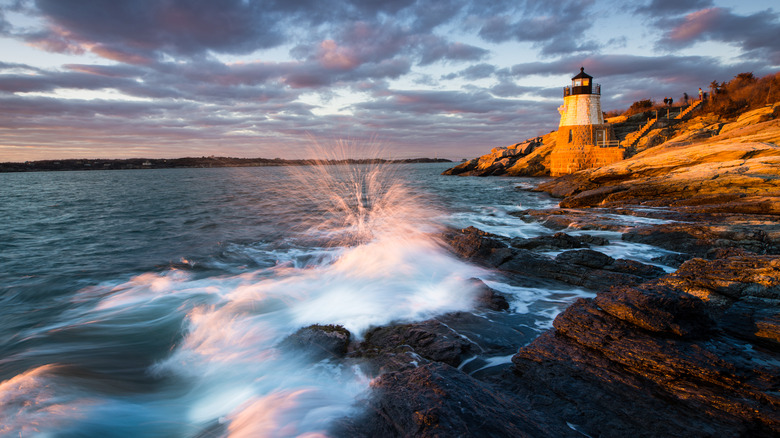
[
  {"xmin": 455, "ymin": 63, "xmax": 497, "ymax": 80},
  {"xmin": 358, "ymin": 88, "xmax": 521, "ymax": 115},
  {"xmin": 416, "ymin": 38, "xmax": 488, "ymax": 65},
  {"xmin": 475, "ymin": 0, "xmax": 599, "ymax": 56},
  {"xmin": 489, "ymin": 80, "xmax": 539, "ymax": 98},
  {"xmin": 652, "ymin": 7, "xmax": 780, "ymax": 65},
  {"xmin": 32, "ymin": 0, "xmax": 286, "ymax": 60},
  {"xmin": 634, "ymin": 0, "xmax": 713, "ymax": 16},
  {"xmin": 2, "ymin": 0, "xmax": 778, "ymax": 162}
]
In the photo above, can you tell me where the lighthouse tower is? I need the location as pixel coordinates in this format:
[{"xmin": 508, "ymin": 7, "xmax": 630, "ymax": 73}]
[{"xmin": 550, "ymin": 67, "xmax": 621, "ymax": 176}]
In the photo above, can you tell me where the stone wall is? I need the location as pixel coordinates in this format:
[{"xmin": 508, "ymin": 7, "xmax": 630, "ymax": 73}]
[{"xmin": 551, "ymin": 124, "xmax": 623, "ymax": 176}]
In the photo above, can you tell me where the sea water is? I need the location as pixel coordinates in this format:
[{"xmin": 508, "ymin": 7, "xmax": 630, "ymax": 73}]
[{"xmin": 0, "ymin": 162, "xmax": 673, "ymax": 436}]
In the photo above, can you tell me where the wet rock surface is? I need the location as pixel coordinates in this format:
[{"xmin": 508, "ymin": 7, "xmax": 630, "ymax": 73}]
[
  {"xmin": 280, "ymin": 324, "xmax": 351, "ymax": 360},
  {"xmin": 508, "ymin": 255, "xmax": 780, "ymax": 437},
  {"xmin": 333, "ymin": 178, "xmax": 780, "ymax": 435},
  {"xmin": 331, "ymin": 212, "xmax": 780, "ymax": 437},
  {"xmin": 442, "ymin": 226, "xmax": 667, "ymax": 290},
  {"xmin": 333, "ymin": 362, "xmax": 568, "ymax": 437},
  {"xmin": 338, "ymin": 254, "xmax": 780, "ymax": 437}
]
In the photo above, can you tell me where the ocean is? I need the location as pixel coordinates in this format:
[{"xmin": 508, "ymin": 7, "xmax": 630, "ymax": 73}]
[{"xmin": 0, "ymin": 162, "xmax": 671, "ymax": 436}]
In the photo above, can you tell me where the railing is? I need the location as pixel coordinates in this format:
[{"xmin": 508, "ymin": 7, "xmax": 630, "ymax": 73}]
[
  {"xmin": 563, "ymin": 83, "xmax": 601, "ymax": 97},
  {"xmin": 675, "ymin": 99, "xmax": 703, "ymax": 120},
  {"xmin": 625, "ymin": 117, "xmax": 658, "ymax": 149},
  {"xmin": 597, "ymin": 140, "xmax": 621, "ymax": 148}
]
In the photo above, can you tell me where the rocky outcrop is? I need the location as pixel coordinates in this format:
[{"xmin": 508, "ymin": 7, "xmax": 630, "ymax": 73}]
[
  {"xmin": 538, "ymin": 121, "xmax": 780, "ymax": 212},
  {"xmin": 442, "ymin": 134, "xmax": 553, "ymax": 177},
  {"xmin": 441, "ymin": 226, "xmax": 666, "ymax": 290},
  {"xmin": 622, "ymin": 218, "xmax": 780, "ymax": 259},
  {"xmin": 508, "ymin": 255, "xmax": 780, "ymax": 437},
  {"xmin": 338, "ymin": 254, "xmax": 780, "ymax": 437}
]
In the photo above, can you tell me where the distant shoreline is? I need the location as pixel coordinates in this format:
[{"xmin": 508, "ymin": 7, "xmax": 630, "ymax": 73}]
[{"xmin": 0, "ymin": 157, "xmax": 452, "ymax": 173}]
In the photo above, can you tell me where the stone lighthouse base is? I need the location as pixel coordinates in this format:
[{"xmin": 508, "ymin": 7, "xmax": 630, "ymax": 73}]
[{"xmin": 550, "ymin": 124, "xmax": 623, "ymax": 176}]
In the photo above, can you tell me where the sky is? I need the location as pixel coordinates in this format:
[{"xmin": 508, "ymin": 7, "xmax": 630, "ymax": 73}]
[{"xmin": 1, "ymin": 0, "xmax": 779, "ymax": 162}]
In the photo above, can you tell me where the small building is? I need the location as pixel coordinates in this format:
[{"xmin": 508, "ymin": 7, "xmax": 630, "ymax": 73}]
[{"xmin": 550, "ymin": 67, "xmax": 623, "ymax": 176}]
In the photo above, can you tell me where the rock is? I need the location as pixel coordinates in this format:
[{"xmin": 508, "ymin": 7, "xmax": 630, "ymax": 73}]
[
  {"xmin": 607, "ymin": 258, "xmax": 667, "ymax": 278},
  {"xmin": 441, "ymin": 133, "xmax": 553, "ymax": 176},
  {"xmin": 577, "ymin": 234, "xmax": 610, "ymax": 246},
  {"xmin": 356, "ymin": 320, "xmax": 476, "ymax": 371},
  {"xmin": 555, "ymin": 248, "xmax": 613, "ymax": 268},
  {"xmin": 622, "ymin": 221, "xmax": 780, "ymax": 259},
  {"xmin": 594, "ymin": 283, "xmax": 713, "ymax": 337},
  {"xmin": 656, "ymin": 256, "xmax": 780, "ymax": 303},
  {"xmin": 280, "ymin": 324, "xmax": 351, "ymax": 360},
  {"xmin": 539, "ymin": 137, "xmax": 780, "ymax": 212},
  {"xmin": 499, "ymin": 248, "xmax": 664, "ymax": 290},
  {"xmin": 512, "ymin": 208, "xmax": 636, "ymax": 231},
  {"xmin": 440, "ymin": 226, "xmax": 512, "ymax": 266},
  {"xmin": 470, "ymin": 278, "xmax": 510, "ymax": 311},
  {"xmin": 333, "ymin": 363, "xmax": 566, "ymax": 437},
  {"xmin": 436, "ymin": 311, "xmax": 539, "ymax": 360},
  {"xmin": 507, "ymin": 255, "xmax": 780, "ymax": 437},
  {"xmin": 719, "ymin": 105, "xmax": 778, "ymax": 135},
  {"xmin": 442, "ymin": 226, "xmax": 665, "ymax": 290},
  {"xmin": 440, "ymin": 158, "xmax": 478, "ymax": 176},
  {"xmin": 510, "ymin": 232, "xmax": 589, "ymax": 251}
]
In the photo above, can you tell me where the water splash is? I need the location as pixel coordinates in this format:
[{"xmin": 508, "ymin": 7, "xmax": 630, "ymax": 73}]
[
  {"xmin": 290, "ymin": 140, "xmax": 441, "ymax": 247},
  {"xmin": 0, "ymin": 150, "xmax": 487, "ymax": 436}
]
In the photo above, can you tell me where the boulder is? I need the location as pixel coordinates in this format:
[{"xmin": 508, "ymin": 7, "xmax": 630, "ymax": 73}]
[
  {"xmin": 356, "ymin": 319, "xmax": 476, "ymax": 371},
  {"xmin": 469, "ymin": 277, "xmax": 510, "ymax": 311},
  {"xmin": 280, "ymin": 324, "xmax": 351, "ymax": 360},
  {"xmin": 510, "ymin": 232, "xmax": 589, "ymax": 251}
]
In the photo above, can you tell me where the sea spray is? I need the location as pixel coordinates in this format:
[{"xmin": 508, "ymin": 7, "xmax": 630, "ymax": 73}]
[
  {"xmin": 0, "ymin": 157, "xmax": 489, "ymax": 436},
  {"xmin": 146, "ymin": 156, "xmax": 488, "ymax": 435}
]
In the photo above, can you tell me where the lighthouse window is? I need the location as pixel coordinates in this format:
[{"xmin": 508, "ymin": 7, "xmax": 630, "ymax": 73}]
[
  {"xmin": 568, "ymin": 130, "xmax": 573, "ymax": 142},
  {"xmin": 582, "ymin": 79, "xmax": 590, "ymax": 86},
  {"xmin": 574, "ymin": 79, "xmax": 582, "ymax": 87}
]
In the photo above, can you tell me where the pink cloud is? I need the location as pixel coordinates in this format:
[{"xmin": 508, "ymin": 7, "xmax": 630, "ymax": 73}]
[
  {"xmin": 90, "ymin": 45, "xmax": 152, "ymax": 65},
  {"xmin": 667, "ymin": 8, "xmax": 723, "ymax": 43},
  {"xmin": 317, "ymin": 40, "xmax": 361, "ymax": 70},
  {"xmin": 27, "ymin": 25, "xmax": 87, "ymax": 55}
]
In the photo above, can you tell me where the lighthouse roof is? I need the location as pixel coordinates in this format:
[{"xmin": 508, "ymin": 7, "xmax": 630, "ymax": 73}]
[{"xmin": 572, "ymin": 67, "xmax": 592, "ymax": 80}]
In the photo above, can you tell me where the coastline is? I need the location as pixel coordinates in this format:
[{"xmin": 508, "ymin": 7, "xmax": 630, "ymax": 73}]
[
  {"xmin": 327, "ymin": 104, "xmax": 780, "ymax": 435},
  {"xmin": 327, "ymin": 175, "xmax": 780, "ymax": 436},
  {"xmin": 0, "ymin": 156, "xmax": 452, "ymax": 173}
]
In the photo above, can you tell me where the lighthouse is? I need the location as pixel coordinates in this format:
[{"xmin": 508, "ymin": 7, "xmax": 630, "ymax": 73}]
[{"xmin": 550, "ymin": 67, "xmax": 622, "ymax": 176}]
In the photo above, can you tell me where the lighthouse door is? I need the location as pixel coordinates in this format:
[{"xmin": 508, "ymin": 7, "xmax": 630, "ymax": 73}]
[{"xmin": 596, "ymin": 130, "xmax": 605, "ymax": 146}]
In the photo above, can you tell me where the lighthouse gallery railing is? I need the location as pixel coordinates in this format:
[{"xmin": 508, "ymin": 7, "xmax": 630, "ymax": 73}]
[{"xmin": 564, "ymin": 83, "xmax": 601, "ymax": 97}]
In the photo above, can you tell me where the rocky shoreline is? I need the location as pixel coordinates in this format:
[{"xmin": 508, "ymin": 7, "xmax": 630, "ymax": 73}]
[
  {"xmin": 286, "ymin": 106, "xmax": 780, "ymax": 436},
  {"xmin": 304, "ymin": 220, "xmax": 780, "ymax": 436}
]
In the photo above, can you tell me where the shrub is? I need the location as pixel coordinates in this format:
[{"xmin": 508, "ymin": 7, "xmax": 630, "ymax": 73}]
[
  {"xmin": 708, "ymin": 71, "xmax": 780, "ymax": 118},
  {"xmin": 624, "ymin": 99, "xmax": 654, "ymax": 116}
]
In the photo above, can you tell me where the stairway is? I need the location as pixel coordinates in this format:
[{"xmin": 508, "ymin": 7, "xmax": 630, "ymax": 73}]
[
  {"xmin": 675, "ymin": 99, "xmax": 702, "ymax": 119},
  {"xmin": 624, "ymin": 117, "xmax": 658, "ymax": 149}
]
